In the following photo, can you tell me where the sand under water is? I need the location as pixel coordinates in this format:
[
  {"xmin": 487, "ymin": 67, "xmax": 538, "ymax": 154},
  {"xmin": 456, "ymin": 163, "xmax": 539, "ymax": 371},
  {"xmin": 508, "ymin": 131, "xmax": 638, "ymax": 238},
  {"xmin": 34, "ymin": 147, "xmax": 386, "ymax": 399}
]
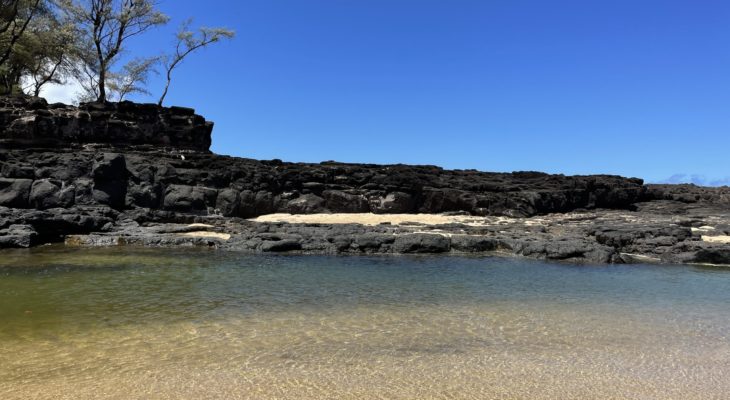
[{"xmin": 1, "ymin": 246, "xmax": 729, "ymax": 399}]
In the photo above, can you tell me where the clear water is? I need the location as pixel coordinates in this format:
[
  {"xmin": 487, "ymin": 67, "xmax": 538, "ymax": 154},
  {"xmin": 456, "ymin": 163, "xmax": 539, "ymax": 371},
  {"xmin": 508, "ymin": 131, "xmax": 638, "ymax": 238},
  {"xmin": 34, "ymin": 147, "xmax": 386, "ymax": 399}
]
[{"xmin": 1, "ymin": 246, "xmax": 729, "ymax": 399}]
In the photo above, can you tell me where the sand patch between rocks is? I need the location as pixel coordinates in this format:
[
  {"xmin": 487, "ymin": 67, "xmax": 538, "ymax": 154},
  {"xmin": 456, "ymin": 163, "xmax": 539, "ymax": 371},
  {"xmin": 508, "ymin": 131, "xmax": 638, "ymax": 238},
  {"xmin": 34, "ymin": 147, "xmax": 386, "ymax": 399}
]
[
  {"xmin": 187, "ymin": 223, "xmax": 215, "ymax": 229},
  {"xmin": 701, "ymin": 235, "xmax": 730, "ymax": 244},
  {"xmin": 250, "ymin": 213, "xmax": 504, "ymax": 227},
  {"xmin": 178, "ymin": 231, "xmax": 231, "ymax": 240}
]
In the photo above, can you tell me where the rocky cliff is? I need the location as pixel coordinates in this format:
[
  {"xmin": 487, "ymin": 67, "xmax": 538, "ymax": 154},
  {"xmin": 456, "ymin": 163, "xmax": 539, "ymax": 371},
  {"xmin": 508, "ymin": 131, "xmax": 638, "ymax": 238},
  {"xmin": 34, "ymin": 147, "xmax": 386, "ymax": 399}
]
[
  {"xmin": 1, "ymin": 96, "xmax": 728, "ymax": 265},
  {"xmin": 0, "ymin": 97, "xmax": 647, "ymax": 219},
  {"xmin": 0, "ymin": 96, "xmax": 212, "ymax": 151}
]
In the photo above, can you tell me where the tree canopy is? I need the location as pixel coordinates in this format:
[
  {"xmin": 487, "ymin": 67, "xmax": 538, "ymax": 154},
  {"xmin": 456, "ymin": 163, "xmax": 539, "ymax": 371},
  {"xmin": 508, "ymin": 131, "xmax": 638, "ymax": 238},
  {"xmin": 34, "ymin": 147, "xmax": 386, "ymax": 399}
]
[{"xmin": 0, "ymin": 0, "xmax": 234, "ymax": 104}]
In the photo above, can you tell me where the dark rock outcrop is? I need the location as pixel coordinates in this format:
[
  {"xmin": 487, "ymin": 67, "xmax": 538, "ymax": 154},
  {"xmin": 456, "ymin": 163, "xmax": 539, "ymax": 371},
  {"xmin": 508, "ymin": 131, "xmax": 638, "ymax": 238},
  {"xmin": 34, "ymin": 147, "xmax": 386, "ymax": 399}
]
[
  {"xmin": 0, "ymin": 147, "xmax": 648, "ymax": 219},
  {"xmin": 0, "ymin": 224, "xmax": 37, "ymax": 248},
  {"xmin": 0, "ymin": 98, "xmax": 648, "ymax": 219},
  {"xmin": 0, "ymin": 96, "xmax": 212, "ymax": 151},
  {"xmin": 1, "ymin": 96, "xmax": 729, "ymax": 265},
  {"xmin": 644, "ymin": 184, "xmax": 730, "ymax": 205},
  {"xmin": 0, "ymin": 178, "xmax": 31, "ymax": 207},
  {"xmin": 55, "ymin": 199, "xmax": 729, "ymax": 265}
]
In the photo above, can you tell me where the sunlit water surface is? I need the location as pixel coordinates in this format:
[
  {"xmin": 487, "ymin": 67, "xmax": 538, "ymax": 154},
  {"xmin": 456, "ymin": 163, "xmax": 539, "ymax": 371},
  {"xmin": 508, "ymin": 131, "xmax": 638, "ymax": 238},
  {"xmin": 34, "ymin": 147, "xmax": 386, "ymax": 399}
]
[{"xmin": 1, "ymin": 246, "xmax": 729, "ymax": 399}]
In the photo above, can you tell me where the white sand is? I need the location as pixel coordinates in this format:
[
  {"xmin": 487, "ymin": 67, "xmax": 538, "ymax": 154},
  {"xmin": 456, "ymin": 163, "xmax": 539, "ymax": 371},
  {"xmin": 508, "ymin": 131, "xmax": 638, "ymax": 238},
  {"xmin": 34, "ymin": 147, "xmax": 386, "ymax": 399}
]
[
  {"xmin": 179, "ymin": 231, "xmax": 231, "ymax": 240},
  {"xmin": 249, "ymin": 213, "xmax": 506, "ymax": 227},
  {"xmin": 187, "ymin": 223, "xmax": 215, "ymax": 229},
  {"xmin": 701, "ymin": 235, "xmax": 730, "ymax": 244}
]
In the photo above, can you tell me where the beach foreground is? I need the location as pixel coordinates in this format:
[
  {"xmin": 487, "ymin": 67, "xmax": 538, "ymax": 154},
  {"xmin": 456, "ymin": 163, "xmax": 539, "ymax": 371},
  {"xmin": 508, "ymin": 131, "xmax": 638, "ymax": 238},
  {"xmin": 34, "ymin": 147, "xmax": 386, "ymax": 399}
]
[{"xmin": 1, "ymin": 248, "xmax": 729, "ymax": 399}]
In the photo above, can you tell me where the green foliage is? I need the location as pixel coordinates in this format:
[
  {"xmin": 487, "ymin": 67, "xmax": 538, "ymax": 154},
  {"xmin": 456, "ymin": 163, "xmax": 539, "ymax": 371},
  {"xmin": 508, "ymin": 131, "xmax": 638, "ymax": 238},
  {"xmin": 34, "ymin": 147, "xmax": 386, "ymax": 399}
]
[
  {"xmin": 107, "ymin": 56, "xmax": 158, "ymax": 101},
  {"xmin": 19, "ymin": 15, "xmax": 83, "ymax": 96},
  {"xmin": 0, "ymin": 0, "xmax": 46, "ymax": 94},
  {"xmin": 0, "ymin": 0, "xmax": 233, "ymax": 104},
  {"xmin": 59, "ymin": 0, "xmax": 169, "ymax": 102}
]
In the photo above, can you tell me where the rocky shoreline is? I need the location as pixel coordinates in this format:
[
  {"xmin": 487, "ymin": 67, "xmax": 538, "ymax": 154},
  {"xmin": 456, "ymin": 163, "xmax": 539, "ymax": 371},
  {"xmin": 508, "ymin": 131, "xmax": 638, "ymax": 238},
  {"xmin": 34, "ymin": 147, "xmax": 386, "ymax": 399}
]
[
  {"xmin": 59, "ymin": 199, "xmax": 730, "ymax": 265},
  {"xmin": 1, "ymin": 96, "xmax": 729, "ymax": 265}
]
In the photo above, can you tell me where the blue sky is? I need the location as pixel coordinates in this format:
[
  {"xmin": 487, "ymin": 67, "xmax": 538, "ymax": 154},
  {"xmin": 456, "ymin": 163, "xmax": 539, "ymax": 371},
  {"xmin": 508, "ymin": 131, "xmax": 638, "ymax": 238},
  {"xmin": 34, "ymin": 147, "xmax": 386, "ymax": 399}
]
[{"xmin": 45, "ymin": 1, "xmax": 730, "ymax": 184}]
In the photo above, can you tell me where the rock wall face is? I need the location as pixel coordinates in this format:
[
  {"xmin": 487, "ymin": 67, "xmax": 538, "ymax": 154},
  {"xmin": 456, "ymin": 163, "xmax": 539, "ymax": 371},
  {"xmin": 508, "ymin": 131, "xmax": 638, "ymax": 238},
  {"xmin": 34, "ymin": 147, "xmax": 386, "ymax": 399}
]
[
  {"xmin": 3, "ymin": 96, "xmax": 729, "ymax": 263},
  {"xmin": 0, "ymin": 96, "xmax": 655, "ymax": 248},
  {"xmin": 0, "ymin": 96, "xmax": 212, "ymax": 151},
  {"xmin": 645, "ymin": 184, "xmax": 730, "ymax": 205},
  {"xmin": 0, "ymin": 96, "xmax": 649, "ymax": 221},
  {"xmin": 0, "ymin": 148, "xmax": 647, "ymax": 218}
]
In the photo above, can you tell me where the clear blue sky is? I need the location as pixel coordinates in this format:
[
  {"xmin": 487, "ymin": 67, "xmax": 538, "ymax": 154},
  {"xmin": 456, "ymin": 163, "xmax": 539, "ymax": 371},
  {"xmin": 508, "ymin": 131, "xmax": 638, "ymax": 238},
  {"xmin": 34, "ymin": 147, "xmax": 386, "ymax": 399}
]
[{"xmin": 104, "ymin": 1, "xmax": 730, "ymax": 184}]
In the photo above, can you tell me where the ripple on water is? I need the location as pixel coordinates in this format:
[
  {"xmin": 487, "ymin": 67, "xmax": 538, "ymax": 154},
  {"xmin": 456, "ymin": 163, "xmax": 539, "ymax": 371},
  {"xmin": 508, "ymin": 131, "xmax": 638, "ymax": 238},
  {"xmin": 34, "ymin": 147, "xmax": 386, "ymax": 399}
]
[{"xmin": 0, "ymin": 247, "xmax": 729, "ymax": 399}]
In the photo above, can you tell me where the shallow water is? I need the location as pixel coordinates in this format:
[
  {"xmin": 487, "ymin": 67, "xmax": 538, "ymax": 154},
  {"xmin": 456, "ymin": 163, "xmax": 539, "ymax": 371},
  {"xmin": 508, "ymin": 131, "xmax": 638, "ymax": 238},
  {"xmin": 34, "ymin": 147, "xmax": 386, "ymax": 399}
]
[{"xmin": 1, "ymin": 246, "xmax": 729, "ymax": 399}]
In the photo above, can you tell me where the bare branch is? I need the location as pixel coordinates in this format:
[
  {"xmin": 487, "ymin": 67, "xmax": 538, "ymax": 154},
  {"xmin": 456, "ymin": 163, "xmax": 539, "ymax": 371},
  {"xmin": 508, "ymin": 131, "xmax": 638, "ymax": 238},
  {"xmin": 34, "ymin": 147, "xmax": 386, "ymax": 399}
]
[
  {"xmin": 158, "ymin": 19, "xmax": 233, "ymax": 106},
  {"xmin": 106, "ymin": 55, "xmax": 156, "ymax": 101}
]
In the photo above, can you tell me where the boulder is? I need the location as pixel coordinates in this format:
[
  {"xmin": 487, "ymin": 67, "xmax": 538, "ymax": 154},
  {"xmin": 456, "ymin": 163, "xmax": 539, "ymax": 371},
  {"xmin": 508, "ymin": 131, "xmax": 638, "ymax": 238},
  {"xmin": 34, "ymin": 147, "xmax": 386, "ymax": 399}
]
[
  {"xmin": 260, "ymin": 239, "xmax": 302, "ymax": 252},
  {"xmin": 239, "ymin": 190, "xmax": 278, "ymax": 217},
  {"xmin": 287, "ymin": 194, "xmax": 325, "ymax": 214},
  {"xmin": 92, "ymin": 153, "xmax": 127, "ymax": 181},
  {"xmin": 29, "ymin": 179, "xmax": 75, "ymax": 209},
  {"xmin": 690, "ymin": 248, "xmax": 730, "ymax": 265},
  {"xmin": 93, "ymin": 180, "xmax": 127, "ymax": 209},
  {"xmin": 520, "ymin": 239, "xmax": 617, "ymax": 263},
  {"xmin": 352, "ymin": 232, "xmax": 395, "ymax": 252},
  {"xmin": 419, "ymin": 189, "xmax": 477, "ymax": 214},
  {"xmin": 0, "ymin": 224, "xmax": 37, "ymax": 248},
  {"xmin": 92, "ymin": 153, "xmax": 127, "ymax": 209},
  {"xmin": 126, "ymin": 182, "xmax": 163, "ymax": 208},
  {"xmin": 1, "ymin": 163, "xmax": 35, "ymax": 179},
  {"xmin": 323, "ymin": 190, "xmax": 369, "ymax": 213},
  {"xmin": 0, "ymin": 178, "xmax": 32, "ymax": 208},
  {"xmin": 74, "ymin": 179, "xmax": 95, "ymax": 205},
  {"xmin": 392, "ymin": 233, "xmax": 450, "ymax": 253},
  {"xmin": 163, "ymin": 185, "xmax": 217, "ymax": 212},
  {"xmin": 216, "ymin": 188, "xmax": 240, "ymax": 217},
  {"xmin": 371, "ymin": 192, "xmax": 414, "ymax": 213},
  {"xmin": 451, "ymin": 235, "xmax": 499, "ymax": 252}
]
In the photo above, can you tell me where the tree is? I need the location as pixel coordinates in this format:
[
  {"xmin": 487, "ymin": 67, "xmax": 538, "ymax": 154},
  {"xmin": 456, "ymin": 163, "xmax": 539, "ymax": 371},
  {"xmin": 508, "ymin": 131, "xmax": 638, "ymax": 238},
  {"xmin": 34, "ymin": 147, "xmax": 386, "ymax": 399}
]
[
  {"xmin": 19, "ymin": 15, "xmax": 81, "ymax": 96},
  {"xmin": 60, "ymin": 0, "xmax": 168, "ymax": 102},
  {"xmin": 1, "ymin": 0, "xmax": 85, "ymax": 96},
  {"xmin": 0, "ymin": 0, "xmax": 43, "ymax": 93},
  {"xmin": 0, "ymin": 0, "xmax": 41, "ymax": 67},
  {"xmin": 158, "ymin": 19, "xmax": 233, "ymax": 106},
  {"xmin": 106, "ymin": 55, "xmax": 156, "ymax": 101},
  {"xmin": 1, "ymin": 1, "xmax": 231, "ymax": 106}
]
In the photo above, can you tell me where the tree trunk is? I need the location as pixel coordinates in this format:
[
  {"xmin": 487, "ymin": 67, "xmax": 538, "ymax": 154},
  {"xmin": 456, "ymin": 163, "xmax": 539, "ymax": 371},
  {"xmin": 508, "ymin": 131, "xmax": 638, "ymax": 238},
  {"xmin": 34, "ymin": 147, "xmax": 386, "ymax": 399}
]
[
  {"xmin": 158, "ymin": 73, "xmax": 171, "ymax": 106},
  {"xmin": 97, "ymin": 65, "xmax": 106, "ymax": 102}
]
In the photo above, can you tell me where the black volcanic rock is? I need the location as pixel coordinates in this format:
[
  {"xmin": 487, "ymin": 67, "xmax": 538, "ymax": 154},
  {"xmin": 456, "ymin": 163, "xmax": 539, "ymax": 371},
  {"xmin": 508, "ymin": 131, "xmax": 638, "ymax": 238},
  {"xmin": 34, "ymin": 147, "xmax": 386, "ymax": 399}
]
[
  {"xmin": 645, "ymin": 184, "xmax": 730, "ymax": 205},
  {"xmin": 1, "ymin": 96, "xmax": 729, "ymax": 265},
  {"xmin": 392, "ymin": 233, "xmax": 451, "ymax": 253},
  {"xmin": 0, "ymin": 224, "xmax": 37, "ymax": 248},
  {"xmin": 0, "ymin": 96, "xmax": 212, "ymax": 151},
  {"xmin": 0, "ymin": 178, "xmax": 31, "ymax": 208},
  {"xmin": 0, "ymin": 146, "xmax": 648, "ymax": 218},
  {"xmin": 29, "ymin": 179, "xmax": 75, "ymax": 209}
]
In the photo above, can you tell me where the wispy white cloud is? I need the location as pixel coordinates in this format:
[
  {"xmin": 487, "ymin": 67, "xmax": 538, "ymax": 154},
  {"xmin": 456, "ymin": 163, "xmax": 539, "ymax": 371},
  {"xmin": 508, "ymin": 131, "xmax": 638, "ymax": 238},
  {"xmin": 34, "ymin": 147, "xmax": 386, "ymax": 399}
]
[
  {"xmin": 655, "ymin": 174, "xmax": 730, "ymax": 187},
  {"xmin": 39, "ymin": 80, "xmax": 84, "ymax": 105}
]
